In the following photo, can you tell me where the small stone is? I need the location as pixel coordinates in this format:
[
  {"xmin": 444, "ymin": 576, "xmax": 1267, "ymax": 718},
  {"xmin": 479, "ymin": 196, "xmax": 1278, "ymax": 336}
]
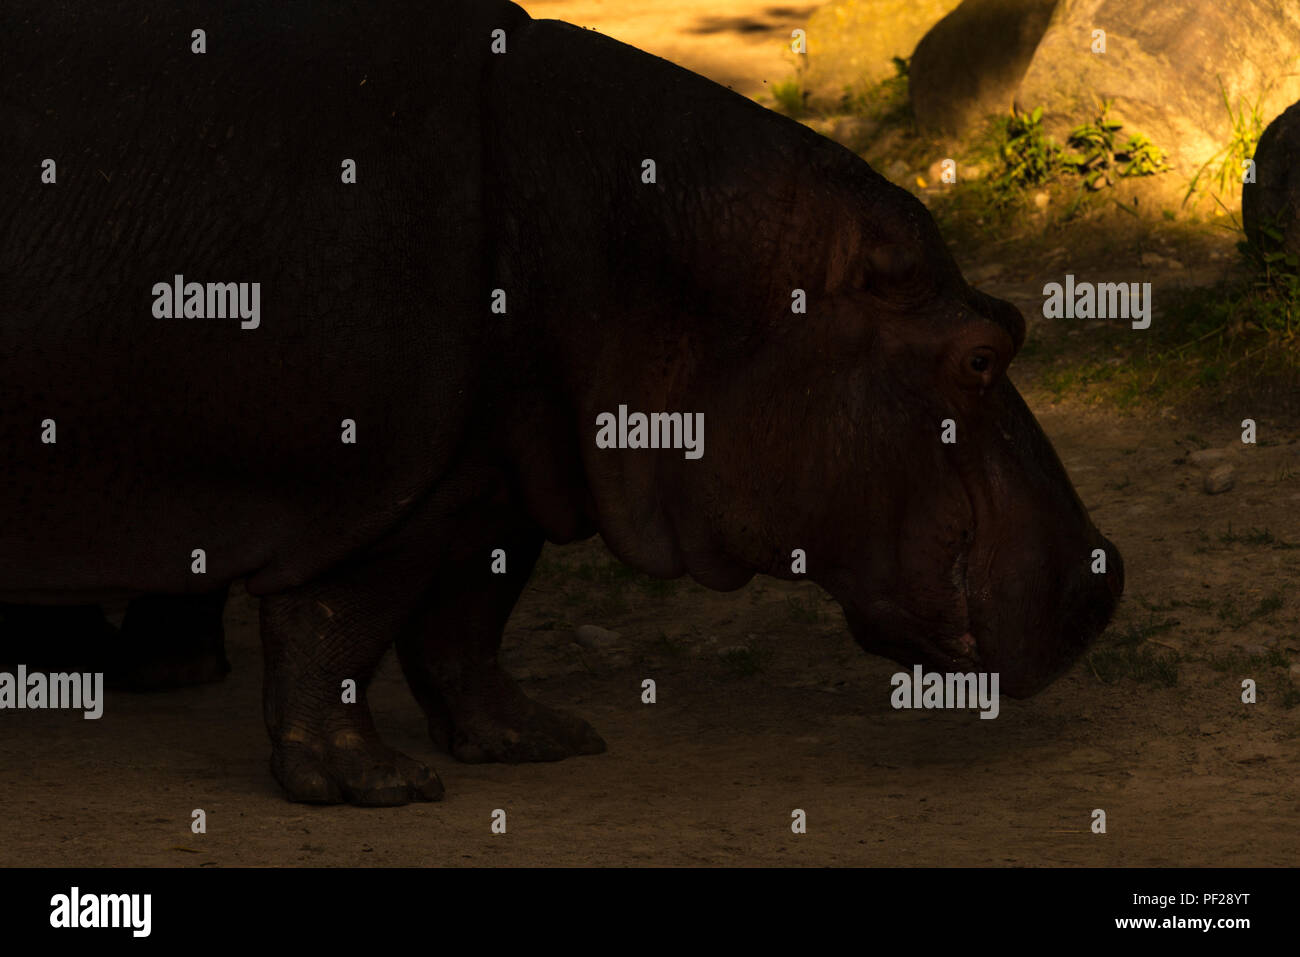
[
  {"xmin": 574, "ymin": 624, "xmax": 619, "ymax": 649},
  {"xmin": 960, "ymin": 164, "xmax": 984, "ymax": 181},
  {"xmin": 1188, "ymin": 448, "xmax": 1228, "ymax": 468},
  {"xmin": 1033, "ymin": 191, "xmax": 1050, "ymax": 209},
  {"xmin": 965, "ymin": 262, "xmax": 1004, "ymax": 283},
  {"xmin": 1198, "ymin": 723, "xmax": 1220, "ymax": 735},
  {"xmin": 1204, "ymin": 464, "xmax": 1235, "ymax": 494},
  {"xmin": 830, "ymin": 116, "xmax": 872, "ymax": 143},
  {"xmin": 1141, "ymin": 251, "xmax": 1181, "ymax": 268},
  {"xmin": 1289, "ymin": 663, "xmax": 1300, "ymax": 682}
]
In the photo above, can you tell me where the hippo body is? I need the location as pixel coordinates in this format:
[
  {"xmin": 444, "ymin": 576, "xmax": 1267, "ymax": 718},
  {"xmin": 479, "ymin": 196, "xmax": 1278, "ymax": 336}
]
[{"xmin": 1, "ymin": 0, "xmax": 1121, "ymax": 804}]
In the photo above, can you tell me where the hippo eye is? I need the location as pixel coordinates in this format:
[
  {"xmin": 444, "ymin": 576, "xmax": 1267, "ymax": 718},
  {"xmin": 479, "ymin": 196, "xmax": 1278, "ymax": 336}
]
[{"xmin": 958, "ymin": 346, "xmax": 1000, "ymax": 390}]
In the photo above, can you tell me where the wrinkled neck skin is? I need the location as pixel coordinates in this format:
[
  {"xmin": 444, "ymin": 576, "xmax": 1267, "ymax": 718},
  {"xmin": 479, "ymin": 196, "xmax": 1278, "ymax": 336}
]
[{"xmin": 485, "ymin": 13, "xmax": 964, "ymax": 590}]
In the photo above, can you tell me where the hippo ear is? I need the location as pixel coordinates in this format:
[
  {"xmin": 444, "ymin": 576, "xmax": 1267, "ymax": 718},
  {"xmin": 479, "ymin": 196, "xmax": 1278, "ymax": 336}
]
[
  {"xmin": 858, "ymin": 241, "xmax": 942, "ymax": 304},
  {"xmin": 968, "ymin": 288, "xmax": 1026, "ymax": 354},
  {"xmin": 864, "ymin": 242, "xmax": 923, "ymax": 289}
]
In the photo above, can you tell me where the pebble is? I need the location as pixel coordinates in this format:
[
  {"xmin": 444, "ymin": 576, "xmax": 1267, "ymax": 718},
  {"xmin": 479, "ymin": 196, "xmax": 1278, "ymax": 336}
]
[
  {"xmin": 1140, "ymin": 251, "xmax": 1184, "ymax": 269},
  {"xmin": 1204, "ymin": 464, "xmax": 1235, "ymax": 494},
  {"xmin": 574, "ymin": 624, "xmax": 619, "ymax": 650},
  {"xmin": 965, "ymin": 262, "xmax": 1005, "ymax": 283},
  {"xmin": 1187, "ymin": 448, "xmax": 1228, "ymax": 468}
]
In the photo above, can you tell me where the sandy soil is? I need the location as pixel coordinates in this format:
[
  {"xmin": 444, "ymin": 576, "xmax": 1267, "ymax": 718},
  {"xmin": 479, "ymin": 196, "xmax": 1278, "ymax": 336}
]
[
  {"xmin": 2, "ymin": 2, "xmax": 1297, "ymax": 868},
  {"xmin": 520, "ymin": 0, "xmax": 813, "ymax": 97}
]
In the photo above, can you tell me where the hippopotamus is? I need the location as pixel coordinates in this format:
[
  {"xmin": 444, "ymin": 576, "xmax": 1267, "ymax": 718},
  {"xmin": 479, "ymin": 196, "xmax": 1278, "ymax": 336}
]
[
  {"xmin": 0, "ymin": 592, "xmax": 229, "ymax": 691},
  {"xmin": 1, "ymin": 0, "xmax": 1122, "ymax": 805}
]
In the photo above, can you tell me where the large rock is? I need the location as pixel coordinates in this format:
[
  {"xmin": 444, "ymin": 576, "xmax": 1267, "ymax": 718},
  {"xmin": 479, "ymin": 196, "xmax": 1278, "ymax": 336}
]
[
  {"xmin": 910, "ymin": 0, "xmax": 1059, "ymax": 136},
  {"xmin": 1015, "ymin": 0, "xmax": 1300, "ymax": 174},
  {"xmin": 1243, "ymin": 101, "xmax": 1300, "ymax": 260},
  {"xmin": 800, "ymin": 0, "xmax": 962, "ymax": 109}
]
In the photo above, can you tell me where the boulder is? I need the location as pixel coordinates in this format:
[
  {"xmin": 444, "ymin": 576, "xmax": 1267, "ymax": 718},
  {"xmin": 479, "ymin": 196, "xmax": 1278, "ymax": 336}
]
[
  {"xmin": 1243, "ymin": 101, "xmax": 1300, "ymax": 261},
  {"xmin": 1015, "ymin": 0, "xmax": 1300, "ymax": 174},
  {"xmin": 909, "ymin": 0, "xmax": 1059, "ymax": 136},
  {"xmin": 906, "ymin": 0, "xmax": 1300, "ymax": 181}
]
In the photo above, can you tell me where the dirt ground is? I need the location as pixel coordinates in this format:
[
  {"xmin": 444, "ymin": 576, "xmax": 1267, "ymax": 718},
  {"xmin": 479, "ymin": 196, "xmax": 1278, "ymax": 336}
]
[
  {"xmin": 2, "ymin": 2, "xmax": 1297, "ymax": 868},
  {"xmin": 521, "ymin": 0, "xmax": 812, "ymax": 97}
]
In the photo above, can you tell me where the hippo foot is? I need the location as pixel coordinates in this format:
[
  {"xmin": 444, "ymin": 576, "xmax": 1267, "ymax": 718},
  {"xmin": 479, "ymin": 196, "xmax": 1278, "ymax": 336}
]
[
  {"xmin": 271, "ymin": 730, "xmax": 444, "ymax": 806},
  {"xmin": 436, "ymin": 676, "xmax": 606, "ymax": 764}
]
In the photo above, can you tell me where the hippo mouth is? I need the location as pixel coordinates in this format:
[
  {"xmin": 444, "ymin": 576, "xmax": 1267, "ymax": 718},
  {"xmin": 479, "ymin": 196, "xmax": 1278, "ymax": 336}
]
[
  {"xmin": 921, "ymin": 631, "xmax": 982, "ymax": 671},
  {"xmin": 924, "ymin": 550, "xmax": 982, "ymax": 670},
  {"xmin": 836, "ymin": 551, "xmax": 984, "ymax": 672},
  {"xmin": 843, "ymin": 599, "xmax": 983, "ymax": 673}
]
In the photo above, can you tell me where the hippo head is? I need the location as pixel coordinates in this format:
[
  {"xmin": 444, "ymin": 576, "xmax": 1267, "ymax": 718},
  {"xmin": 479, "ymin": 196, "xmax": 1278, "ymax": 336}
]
[
  {"xmin": 646, "ymin": 162, "xmax": 1124, "ymax": 699},
  {"xmin": 817, "ymin": 288, "xmax": 1126, "ymax": 699},
  {"xmin": 579, "ymin": 140, "xmax": 1122, "ymax": 699},
  {"xmin": 789, "ymin": 180, "xmax": 1124, "ymax": 698}
]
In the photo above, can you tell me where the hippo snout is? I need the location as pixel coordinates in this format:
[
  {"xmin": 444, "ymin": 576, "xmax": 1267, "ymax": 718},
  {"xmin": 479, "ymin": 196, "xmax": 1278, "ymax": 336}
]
[
  {"xmin": 997, "ymin": 532, "xmax": 1124, "ymax": 699},
  {"xmin": 1099, "ymin": 533, "xmax": 1125, "ymax": 605},
  {"xmin": 1082, "ymin": 531, "xmax": 1124, "ymax": 642}
]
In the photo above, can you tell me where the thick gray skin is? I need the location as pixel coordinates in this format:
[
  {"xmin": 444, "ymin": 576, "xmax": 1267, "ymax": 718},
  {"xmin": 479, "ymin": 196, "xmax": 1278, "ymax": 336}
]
[{"xmin": 2, "ymin": 1, "xmax": 1121, "ymax": 805}]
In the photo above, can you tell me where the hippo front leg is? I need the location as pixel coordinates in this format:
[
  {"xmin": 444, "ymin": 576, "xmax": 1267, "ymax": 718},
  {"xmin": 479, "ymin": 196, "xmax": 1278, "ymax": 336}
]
[
  {"xmin": 260, "ymin": 561, "xmax": 445, "ymax": 806},
  {"xmin": 396, "ymin": 527, "xmax": 606, "ymax": 764}
]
